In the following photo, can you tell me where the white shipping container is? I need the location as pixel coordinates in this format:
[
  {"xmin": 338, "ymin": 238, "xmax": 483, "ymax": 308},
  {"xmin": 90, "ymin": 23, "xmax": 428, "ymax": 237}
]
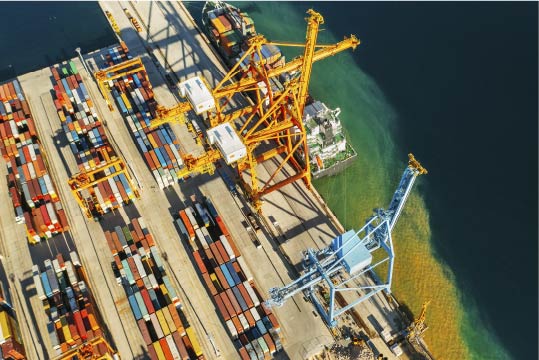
[
  {"xmin": 250, "ymin": 307, "xmax": 261, "ymax": 322},
  {"xmin": 143, "ymin": 276, "xmax": 152, "ymax": 290},
  {"xmin": 27, "ymin": 161, "xmax": 36, "ymax": 179},
  {"xmin": 65, "ymin": 261, "xmax": 78, "ymax": 286},
  {"xmin": 220, "ymin": 235, "xmax": 235, "ymax": 259},
  {"xmin": 133, "ymin": 254, "xmax": 147, "ymax": 278},
  {"xmin": 185, "ymin": 207, "xmax": 198, "ymax": 230},
  {"xmin": 200, "ymin": 227, "xmax": 212, "ymax": 242},
  {"xmin": 46, "ymin": 203, "xmax": 58, "ymax": 225},
  {"xmin": 9, "ymin": 120, "xmax": 19, "ymax": 138},
  {"xmin": 4, "ymin": 101, "xmax": 12, "ymax": 114},
  {"xmin": 237, "ymin": 257, "xmax": 254, "ymax": 282},
  {"xmin": 243, "ymin": 281, "xmax": 260, "ymax": 307},
  {"xmin": 44, "ymin": 174, "xmax": 56, "ymax": 196},
  {"xmin": 29, "ymin": 144, "xmax": 37, "ymax": 161},
  {"xmin": 148, "ymin": 273, "xmax": 158, "ymax": 289},
  {"xmin": 226, "ymin": 319, "xmax": 238, "ymax": 339},
  {"xmin": 94, "ymin": 184, "xmax": 106, "ymax": 210},
  {"xmin": 70, "ymin": 251, "xmax": 81, "ymax": 267},
  {"xmin": 206, "ymin": 123, "xmax": 247, "ymax": 164},
  {"xmin": 179, "ymin": 76, "xmax": 215, "ymax": 114},
  {"xmin": 165, "ymin": 334, "xmax": 181, "ymax": 360},
  {"xmin": 195, "ymin": 228, "xmax": 207, "ymax": 249},
  {"xmin": 238, "ymin": 313, "xmax": 249, "ymax": 330}
]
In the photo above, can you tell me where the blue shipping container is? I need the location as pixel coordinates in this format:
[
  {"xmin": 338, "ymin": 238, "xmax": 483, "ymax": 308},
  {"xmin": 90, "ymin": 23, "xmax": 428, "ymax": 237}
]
[
  {"xmin": 128, "ymin": 294, "xmax": 142, "ymax": 320},
  {"xmin": 220, "ymin": 264, "xmax": 235, "ymax": 288}
]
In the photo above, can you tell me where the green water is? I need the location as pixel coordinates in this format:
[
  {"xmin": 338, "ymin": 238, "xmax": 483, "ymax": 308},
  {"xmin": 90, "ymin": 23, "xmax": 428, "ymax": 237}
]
[{"xmin": 236, "ymin": 2, "xmax": 514, "ymax": 359}]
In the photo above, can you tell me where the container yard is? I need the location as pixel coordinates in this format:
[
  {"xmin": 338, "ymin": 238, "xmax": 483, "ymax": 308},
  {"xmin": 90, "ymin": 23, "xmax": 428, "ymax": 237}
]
[
  {"xmin": 177, "ymin": 195, "xmax": 283, "ymax": 360},
  {"xmin": 0, "ymin": 1, "xmax": 433, "ymax": 360},
  {"xmin": 32, "ymin": 251, "xmax": 118, "ymax": 358},
  {"xmin": 103, "ymin": 216, "xmax": 203, "ymax": 359},
  {"xmin": 102, "ymin": 43, "xmax": 186, "ymax": 189},
  {"xmin": 0, "ymin": 79, "xmax": 68, "ymax": 243},
  {"xmin": 0, "ymin": 259, "xmax": 26, "ymax": 360},
  {"xmin": 50, "ymin": 61, "xmax": 138, "ymax": 219}
]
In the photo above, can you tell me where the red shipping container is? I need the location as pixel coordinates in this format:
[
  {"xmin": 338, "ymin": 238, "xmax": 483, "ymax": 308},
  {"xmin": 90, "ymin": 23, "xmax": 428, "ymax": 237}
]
[
  {"xmin": 181, "ymin": 335, "xmax": 194, "ymax": 354},
  {"xmin": 39, "ymin": 205, "xmax": 51, "ymax": 226},
  {"xmin": 57, "ymin": 209, "xmax": 69, "ymax": 231},
  {"xmin": 172, "ymin": 331, "xmax": 189, "ymax": 360},
  {"xmin": 24, "ymin": 212, "xmax": 35, "ymax": 234},
  {"xmin": 216, "ymin": 216, "xmax": 230, "ymax": 237},
  {"xmin": 214, "ymin": 267, "xmax": 229, "ymax": 290},
  {"xmin": 74, "ymin": 311, "xmax": 88, "ymax": 340},
  {"xmin": 210, "ymin": 243, "xmax": 223, "ymax": 265},
  {"xmin": 140, "ymin": 288, "xmax": 155, "ymax": 314},
  {"xmin": 104, "ymin": 231, "xmax": 117, "ymax": 254},
  {"xmin": 34, "ymin": 157, "xmax": 46, "ymax": 176},
  {"xmin": 146, "ymin": 343, "xmax": 157, "ymax": 359},
  {"xmin": 231, "ymin": 316, "xmax": 243, "ymax": 335},
  {"xmin": 215, "ymin": 240, "xmax": 230, "ymax": 263},
  {"xmin": 116, "ymin": 179, "xmax": 128, "ymax": 202},
  {"xmin": 9, "ymin": 187, "xmax": 20, "ymax": 207},
  {"xmin": 213, "ymin": 294, "xmax": 230, "ymax": 321},
  {"xmin": 137, "ymin": 319, "xmax": 152, "ymax": 345},
  {"xmin": 226, "ymin": 235, "xmax": 241, "ymax": 258},
  {"xmin": 237, "ymin": 283, "xmax": 254, "ymax": 309},
  {"xmin": 143, "ymin": 151, "xmax": 155, "ymax": 170},
  {"xmin": 7, "ymin": 82, "xmax": 16, "ymax": 99},
  {"xmin": 127, "ymin": 257, "xmax": 140, "ymax": 280},
  {"xmin": 268, "ymin": 312, "xmax": 280, "ymax": 330},
  {"xmin": 0, "ymin": 84, "xmax": 5, "ymax": 100},
  {"xmin": 202, "ymin": 272, "xmax": 217, "ymax": 296},
  {"xmin": 132, "ymin": 218, "xmax": 144, "ymax": 240},
  {"xmin": 225, "ymin": 288, "xmax": 242, "ymax": 316},
  {"xmin": 32, "ymin": 211, "xmax": 44, "ymax": 234},
  {"xmin": 145, "ymin": 233, "xmax": 155, "ymax": 247},
  {"xmin": 238, "ymin": 346, "xmax": 250, "ymax": 360},
  {"xmin": 220, "ymin": 292, "xmax": 234, "ymax": 319},
  {"xmin": 193, "ymin": 250, "xmax": 207, "ymax": 274},
  {"xmin": 243, "ymin": 308, "xmax": 256, "ymax": 328},
  {"xmin": 168, "ymin": 304, "xmax": 184, "ymax": 333},
  {"xmin": 159, "ymin": 338, "xmax": 173, "ymax": 359}
]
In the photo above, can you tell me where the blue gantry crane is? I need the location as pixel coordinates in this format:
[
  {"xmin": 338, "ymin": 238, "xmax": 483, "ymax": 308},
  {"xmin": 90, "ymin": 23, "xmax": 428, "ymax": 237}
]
[{"xmin": 266, "ymin": 154, "xmax": 427, "ymax": 327}]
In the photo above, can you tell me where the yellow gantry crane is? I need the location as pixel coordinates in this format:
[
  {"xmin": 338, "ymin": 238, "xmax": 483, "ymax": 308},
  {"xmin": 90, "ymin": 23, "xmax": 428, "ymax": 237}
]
[
  {"xmin": 407, "ymin": 300, "xmax": 431, "ymax": 340},
  {"xmin": 94, "ymin": 57, "xmax": 148, "ymax": 110},
  {"xmin": 148, "ymin": 9, "xmax": 359, "ymax": 211},
  {"xmin": 56, "ymin": 336, "xmax": 118, "ymax": 360}
]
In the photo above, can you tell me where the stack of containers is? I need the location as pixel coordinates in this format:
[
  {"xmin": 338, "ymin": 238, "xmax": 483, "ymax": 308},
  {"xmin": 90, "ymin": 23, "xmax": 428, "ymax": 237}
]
[
  {"xmin": 32, "ymin": 252, "xmax": 117, "ymax": 357},
  {"xmin": 0, "ymin": 261, "xmax": 26, "ymax": 359},
  {"xmin": 50, "ymin": 61, "xmax": 137, "ymax": 218},
  {"xmin": 103, "ymin": 44, "xmax": 185, "ymax": 189},
  {"xmin": 177, "ymin": 196, "xmax": 282, "ymax": 360},
  {"xmin": 0, "ymin": 79, "xmax": 69, "ymax": 243},
  {"xmin": 103, "ymin": 217, "xmax": 203, "ymax": 359}
]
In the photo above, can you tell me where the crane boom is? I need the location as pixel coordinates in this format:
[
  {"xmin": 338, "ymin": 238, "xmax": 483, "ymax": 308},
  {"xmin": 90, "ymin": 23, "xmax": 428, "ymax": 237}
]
[{"xmin": 266, "ymin": 154, "xmax": 427, "ymax": 327}]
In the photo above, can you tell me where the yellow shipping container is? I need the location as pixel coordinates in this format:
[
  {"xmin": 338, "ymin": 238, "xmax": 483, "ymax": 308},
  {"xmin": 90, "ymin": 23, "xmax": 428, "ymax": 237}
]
[
  {"xmin": 120, "ymin": 93, "xmax": 132, "ymax": 110},
  {"xmin": 0, "ymin": 311, "xmax": 12, "ymax": 341},
  {"xmin": 160, "ymin": 284, "xmax": 168, "ymax": 297},
  {"xmin": 186, "ymin": 326, "xmax": 203, "ymax": 357},
  {"xmin": 8, "ymin": 314, "xmax": 22, "ymax": 344},
  {"xmin": 63, "ymin": 324, "xmax": 74, "ymax": 345},
  {"xmin": 153, "ymin": 340, "xmax": 166, "ymax": 360},
  {"xmin": 161, "ymin": 306, "xmax": 176, "ymax": 334},
  {"xmin": 156, "ymin": 309, "xmax": 170, "ymax": 337},
  {"xmin": 88, "ymin": 313, "xmax": 100, "ymax": 331},
  {"xmin": 210, "ymin": 17, "xmax": 226, "ymax": 34}
]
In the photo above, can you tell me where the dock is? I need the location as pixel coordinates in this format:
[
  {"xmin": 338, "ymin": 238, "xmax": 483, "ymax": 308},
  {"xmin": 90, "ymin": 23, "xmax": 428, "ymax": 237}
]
[{"xmin": 0, "ymin": 1, "xmax": 423, "ymax": 359}]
